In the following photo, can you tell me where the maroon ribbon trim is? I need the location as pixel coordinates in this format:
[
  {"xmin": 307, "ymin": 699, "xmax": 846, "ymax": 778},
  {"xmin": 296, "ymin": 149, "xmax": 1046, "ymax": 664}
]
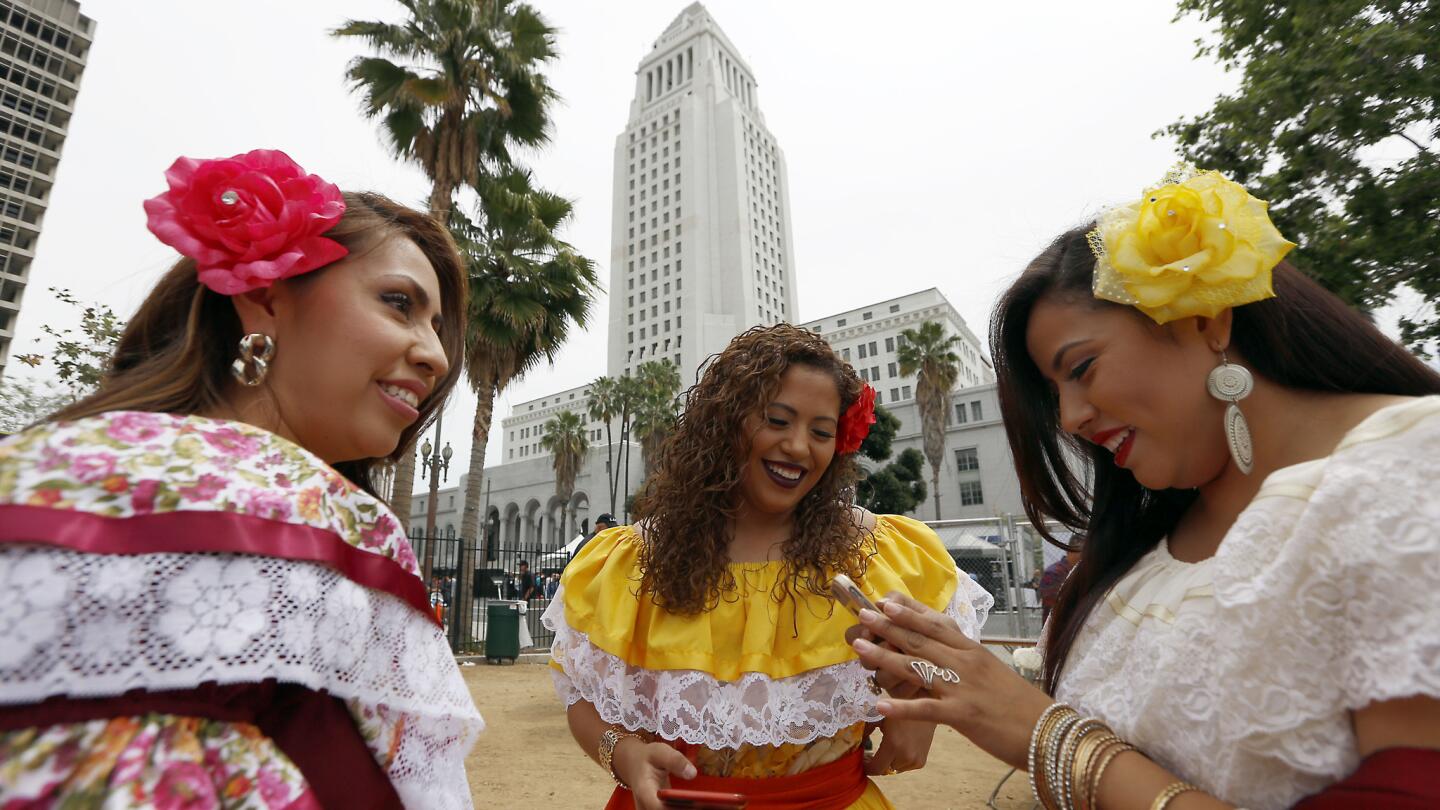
[
  {"xmin": 0, "ymin": 504, "xmax": 435, "ymax": 624},
  {"xmin": 0, "ymin": 681, "xmax": 403, "ymax": 810}
]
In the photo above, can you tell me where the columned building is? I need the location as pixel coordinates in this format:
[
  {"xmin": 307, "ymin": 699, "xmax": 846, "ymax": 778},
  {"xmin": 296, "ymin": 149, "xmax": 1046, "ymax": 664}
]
[
  {"xmin": 0, "ymin": 0, "xmax": 93, "ymax": 381},
  {"xmin": 608, "ymin": 1, "xmax": 797, "ymax": 381}
]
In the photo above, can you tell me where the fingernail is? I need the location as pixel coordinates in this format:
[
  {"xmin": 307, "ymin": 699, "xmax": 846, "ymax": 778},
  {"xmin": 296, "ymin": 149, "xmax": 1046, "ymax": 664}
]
[
  {"xmin": 883, "ymin": 601, "xmax": 904, "ymax": 616},
  {"xmin": 854, "ymin": 638, "xmax": 876, "ymax": 653},
  {"xmin": 858, "ymin": 608, "xmax": 880, "ymax": 623},
  {"xmin": 683, "ymin": 765, "xmax": 697, "ymax": 779},
  {"xmin": 876, "ymin": 700, "xmax": 893, "ymax": 714}
]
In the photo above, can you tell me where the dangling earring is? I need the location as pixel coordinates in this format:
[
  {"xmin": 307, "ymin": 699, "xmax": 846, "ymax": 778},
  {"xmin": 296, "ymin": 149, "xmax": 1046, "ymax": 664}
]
[
  {"xmin": 1206, "ymin": 350, "xmax": 1254, "ymax": 475},
  {"xmin": 231, "ymin": 333, "xmax": 275, "ymax": 387}
]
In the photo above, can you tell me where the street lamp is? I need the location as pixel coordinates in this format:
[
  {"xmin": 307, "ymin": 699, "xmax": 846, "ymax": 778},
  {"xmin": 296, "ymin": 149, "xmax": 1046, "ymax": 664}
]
[{"xmin": 418, "ymin": 420, "xmax": 452, "ymax": 585}]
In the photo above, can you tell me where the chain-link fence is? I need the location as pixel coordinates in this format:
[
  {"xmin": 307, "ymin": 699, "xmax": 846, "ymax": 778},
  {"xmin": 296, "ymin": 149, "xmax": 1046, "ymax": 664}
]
[{"xmin": 925, "ymin": 517, "xmax": 1071, "ymax": 642}]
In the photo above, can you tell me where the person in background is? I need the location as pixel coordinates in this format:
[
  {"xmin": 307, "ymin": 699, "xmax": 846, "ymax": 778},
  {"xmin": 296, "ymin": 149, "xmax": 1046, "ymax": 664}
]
[
  {"xmin": 545, "ymin": 325, "xmax": 992, "ymax": 809},
  {"xmin": 1037, "ymin": 547, "xmax": 1080, "ymax": 622},
  {"xmin": 850, "ymin": 164, "xmax": 1440, "ymax": 809},
  {"xmin": 572, "ymin": 512, "xmax": 617, "ymax": 560},
  {"xmin": 0, "ymin": 149, "xmax": 482, "ymax": 808},
  {"xmin": 517, "ymin": 559, "xmax": 539, "ymax": 600}
]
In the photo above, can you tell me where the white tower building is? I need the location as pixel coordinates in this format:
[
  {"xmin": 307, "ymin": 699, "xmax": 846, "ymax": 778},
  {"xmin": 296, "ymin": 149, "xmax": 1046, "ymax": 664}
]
[{"xmin": 608, "ymin": 2, "xmax": 797, "ymax": 382}]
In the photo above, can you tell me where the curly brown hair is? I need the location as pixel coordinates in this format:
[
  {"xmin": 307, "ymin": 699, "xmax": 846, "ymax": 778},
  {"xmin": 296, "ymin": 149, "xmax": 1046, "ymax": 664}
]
[{"xmin": 633, "ymin": 324, "xmax": 873, "ymax": 615}]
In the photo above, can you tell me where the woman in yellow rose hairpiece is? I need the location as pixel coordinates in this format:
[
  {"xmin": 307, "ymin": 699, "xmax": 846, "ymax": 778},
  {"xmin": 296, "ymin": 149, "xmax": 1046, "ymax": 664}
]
[{"xmin": 847, "ymin": 164, "xmax": 1440, "ymax": 809}]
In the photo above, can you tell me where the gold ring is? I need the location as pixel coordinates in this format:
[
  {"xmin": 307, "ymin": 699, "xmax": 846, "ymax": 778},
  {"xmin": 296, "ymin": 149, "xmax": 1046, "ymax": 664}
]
[{"xmin": 884, "ymin": 768, "xmax": 899, "ymax": 776}]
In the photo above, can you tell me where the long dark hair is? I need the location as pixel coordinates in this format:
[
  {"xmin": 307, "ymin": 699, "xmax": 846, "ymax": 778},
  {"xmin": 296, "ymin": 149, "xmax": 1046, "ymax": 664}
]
[
  {"xmin": 632, "ymin": 324, "xmax": 869, "ymax": 615},
  {"xmin": 992, "ymin": 224, "xmax": 1440, "ymax": 693},
  {"xmin": 47, "ymin": 191, "xmax": 468, "ymax": 499}
]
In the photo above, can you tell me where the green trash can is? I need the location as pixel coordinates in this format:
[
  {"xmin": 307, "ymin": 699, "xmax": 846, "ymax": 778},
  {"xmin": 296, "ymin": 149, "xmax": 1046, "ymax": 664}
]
[{"xmin": 485, "ymin": 601, "xmax": 521, "ymax": 664}]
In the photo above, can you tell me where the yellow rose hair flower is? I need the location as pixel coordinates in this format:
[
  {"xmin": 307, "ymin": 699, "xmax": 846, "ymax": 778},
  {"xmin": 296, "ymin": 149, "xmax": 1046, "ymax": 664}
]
[{"xmin": 1087, "ymin": 163, "xmax": 1296, "ymax": 324}]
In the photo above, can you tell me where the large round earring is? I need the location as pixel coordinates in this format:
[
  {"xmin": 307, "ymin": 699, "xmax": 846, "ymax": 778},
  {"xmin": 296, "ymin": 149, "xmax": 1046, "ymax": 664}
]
[
  {"xmin": 1206, "ymin": 351, "xmax": 1254, "ymax": 475},
  {"xmin": 231, "ymin": 333, "xmax": 275, "ymax": 387}
]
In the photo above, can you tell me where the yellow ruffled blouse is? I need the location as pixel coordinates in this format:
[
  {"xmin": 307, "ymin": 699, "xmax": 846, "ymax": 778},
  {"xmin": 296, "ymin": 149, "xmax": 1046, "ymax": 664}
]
[{"xmin": 544, "ymin": 514, "xmax": 989, "ymax": 788}]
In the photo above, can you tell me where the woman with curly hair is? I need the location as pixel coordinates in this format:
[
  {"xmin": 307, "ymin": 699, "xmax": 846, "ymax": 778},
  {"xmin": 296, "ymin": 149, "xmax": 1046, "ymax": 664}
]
[{"xmin": 543, "ymin": 324, "xmax": 994, "ymax": 809}]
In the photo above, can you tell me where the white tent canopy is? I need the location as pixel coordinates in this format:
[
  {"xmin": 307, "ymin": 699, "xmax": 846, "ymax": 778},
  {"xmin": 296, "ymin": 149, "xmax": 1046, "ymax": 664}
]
[
  {"xmin": 538, "ymin": 533, "xmax": 587, "ymax": 567},
  {"xmin": 930, "ymin": 527, "xmax": 1004, "ymax": 555}
]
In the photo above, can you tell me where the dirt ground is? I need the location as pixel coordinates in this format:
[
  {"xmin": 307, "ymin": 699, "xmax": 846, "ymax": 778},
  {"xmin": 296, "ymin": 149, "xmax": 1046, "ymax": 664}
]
[{"xmin": 463, "ymin": 663, "xmax": 1035, "ymax": 809}]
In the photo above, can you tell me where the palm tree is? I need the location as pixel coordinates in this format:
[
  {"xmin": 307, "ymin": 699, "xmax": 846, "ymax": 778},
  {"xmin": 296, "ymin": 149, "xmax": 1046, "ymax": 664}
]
[
  {"xmin": 585, "ymin": 375, "xmax": 621, "ymax": 514},
  {"xmin": 448, "ymin": 170, "xmax": 596, "ymax": 645},
  {"xmin": 614, "ymin": 373, "xmax": 645, "ymax": 521},
  {"xmin": 631, "ymin": 360, "xmax": 682, "ymax": 478},
  {"xmin": 334, "ymin": 0, "xmax": 558, "ymax": 527},
  {"xmin": 540, "ymin": 410, "xmax": 588, "ymax": 545},
  {"xmin": 897, "ymin": 321, "xmax": 961, "ymax": 520}
]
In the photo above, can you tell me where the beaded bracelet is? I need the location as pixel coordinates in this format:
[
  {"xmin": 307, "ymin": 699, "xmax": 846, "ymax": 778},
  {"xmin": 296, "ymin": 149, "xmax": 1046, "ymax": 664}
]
[{"xmin": 1028, "ymin": 703, "xmax": 1075, "ymax": 808}]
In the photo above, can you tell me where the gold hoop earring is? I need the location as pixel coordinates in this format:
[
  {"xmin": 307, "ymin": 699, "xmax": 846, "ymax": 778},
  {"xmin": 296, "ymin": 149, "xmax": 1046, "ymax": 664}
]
[
  {"xmin": 1206, "ymin": 351, "xmax": 1254, "ymax": 474},
  {"xmin": 231, "ymin": 333, "xmax": 275, "ymax": 387}
]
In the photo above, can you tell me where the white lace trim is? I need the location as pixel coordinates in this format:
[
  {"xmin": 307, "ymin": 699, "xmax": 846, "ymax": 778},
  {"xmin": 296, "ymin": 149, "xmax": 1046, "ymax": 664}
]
[
  {"xmin": 545, "ymin": 578, "xmax": 990, "ymax": 750},
  {"xmin": 0, "ymin": 546, "xmax": 483, "ymax": 810},
  {"xmin": 1056, "ymin": 397, "xmax": 1440, "ymax": 810}
]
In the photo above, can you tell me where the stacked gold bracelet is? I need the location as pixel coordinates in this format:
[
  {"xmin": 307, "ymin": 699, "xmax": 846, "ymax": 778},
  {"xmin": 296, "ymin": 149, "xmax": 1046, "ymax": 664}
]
[{"xmin": 1027, "ymin": 703, "xmax": 1137, "ymax": 810}]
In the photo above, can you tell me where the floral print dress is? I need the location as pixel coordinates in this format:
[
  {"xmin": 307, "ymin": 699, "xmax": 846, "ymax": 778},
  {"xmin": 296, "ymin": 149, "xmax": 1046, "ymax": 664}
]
[{"xmin": 0, "ymin": 412, "xmax": 484, "ymax": 809}]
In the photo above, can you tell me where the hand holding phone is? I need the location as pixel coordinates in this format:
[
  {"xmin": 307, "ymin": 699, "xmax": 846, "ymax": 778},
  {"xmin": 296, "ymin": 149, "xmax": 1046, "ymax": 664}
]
[
  {"xmin": 829, "ymin": 573, "xmax": 879, "ymax": 618},
  {"xmin": 657, "ymin": 788, "xmax": 749, "ymax": 809}
]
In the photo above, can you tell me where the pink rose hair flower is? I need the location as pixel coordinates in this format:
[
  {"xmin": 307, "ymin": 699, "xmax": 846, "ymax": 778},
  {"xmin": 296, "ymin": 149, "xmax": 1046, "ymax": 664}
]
[
  {"xmin": 836, "ymin": 383, "xmax": 877, "ymax": 455},
  {"xmin": 144, "ymin": 149, "xmax": 348, "ymax": 295}
]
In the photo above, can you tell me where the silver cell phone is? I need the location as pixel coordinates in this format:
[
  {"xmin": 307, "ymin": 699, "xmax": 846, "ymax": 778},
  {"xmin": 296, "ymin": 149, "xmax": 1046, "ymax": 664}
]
[{"xmin": 829, "ymin": 573, "xmax": 879, "ymax": 618}]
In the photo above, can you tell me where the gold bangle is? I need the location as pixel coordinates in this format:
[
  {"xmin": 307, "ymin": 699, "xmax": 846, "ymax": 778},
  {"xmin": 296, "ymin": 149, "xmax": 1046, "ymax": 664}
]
[
  {"xmin": 1071, "ymin": 731, "xmax": 1119, "ymax": 810},
  {"xmin": 1084, "ymin": 739, "xmax": 1134, "ymax": 810},
  {"xmin": 1150, "ymin": 781, "xmax": 1202, "ymax": 810},
  {"xmin": 598, "ymin": 726, "xmax": 646, "ymax": 787}
]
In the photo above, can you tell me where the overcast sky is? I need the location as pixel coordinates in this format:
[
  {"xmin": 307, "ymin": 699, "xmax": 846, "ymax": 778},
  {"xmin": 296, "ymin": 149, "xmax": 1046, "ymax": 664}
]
[{"xmin": 10, "ymin": 0, "xmax": 1246, "ymax": 488}]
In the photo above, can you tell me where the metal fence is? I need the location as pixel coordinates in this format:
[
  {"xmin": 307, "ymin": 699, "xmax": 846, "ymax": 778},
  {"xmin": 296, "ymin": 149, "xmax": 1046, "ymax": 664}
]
[
  {"xmin": 926, "ymin": 516, "xmax": 1071, "ymax": 643},
  {"xmin": 409, "ymin": 532, "xmax": 567, "ymax": 654},
  {"xmin": 408, "ymin": 515, "xmax": 1069, "ymax": 653}
]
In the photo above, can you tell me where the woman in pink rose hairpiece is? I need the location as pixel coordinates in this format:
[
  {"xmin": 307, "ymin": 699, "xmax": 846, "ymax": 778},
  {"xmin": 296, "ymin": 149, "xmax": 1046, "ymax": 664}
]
[
  {"xmin": 0, "ymin": 149, "xmax": 482, "ymax": 809},
  {"xmin": 543, "ymin": 324, "xmax": 993, "ymax": 809}
]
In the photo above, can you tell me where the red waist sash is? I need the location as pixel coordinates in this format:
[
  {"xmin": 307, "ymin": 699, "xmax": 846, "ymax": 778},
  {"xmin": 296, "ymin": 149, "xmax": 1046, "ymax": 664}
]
[{"xmin": 605, "ymin": 748, "xmax": 870, "ymax": 810}]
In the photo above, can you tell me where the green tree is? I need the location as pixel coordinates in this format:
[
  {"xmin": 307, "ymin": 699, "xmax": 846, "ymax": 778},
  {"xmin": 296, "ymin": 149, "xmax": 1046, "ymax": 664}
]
[
  {"xmin": 897, "ymin": 321, "xmax": 961, "ymax": 520},
  {"xmin": 12, "ymin": 288, "xmax": 125, "ymax": 398},
  {"xmin": 585, "ymin": 375, "xmax": 622, "ymax": 514},
  {"xmin": 540, "ymin": 409, "xmax": 589, "ymax": 545},
  {"xmin": 1162, "ymin": 1, "xmax": 1439, "ymax": 353},
  {"xmin": 614, "ymin": 373, "xmax": 645, "ymax": 521},
  {"xmin": 0, "ymin": 375, "xmax": 72, "ymax": 434},
  {"xmin": 631, "ymin": 360, "xmax": 682, "ymax": 479},
  {"xmin": 448, "ymin": 171, "xmax": 596, "ymax": 647},
  {"xmin": 859, "ymin": 404, "xmax": 900, "ymax": 463},
  {"xmin": 334, "ymin": 0, "xmax": 559, "ymax": 526},
  {"xmin": 858, "ymin": 448, "xmax": 927, "ymax": 516}
]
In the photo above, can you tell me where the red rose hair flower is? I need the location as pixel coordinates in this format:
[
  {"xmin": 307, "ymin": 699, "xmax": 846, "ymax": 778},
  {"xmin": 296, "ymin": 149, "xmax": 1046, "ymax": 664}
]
[
  {"xmin": 836, "ymin": 383, "xmax": 877, "ymax": 455},
  {"xmin": 144, "ymin": 149, "xmax": 348, "ymax": 295}
]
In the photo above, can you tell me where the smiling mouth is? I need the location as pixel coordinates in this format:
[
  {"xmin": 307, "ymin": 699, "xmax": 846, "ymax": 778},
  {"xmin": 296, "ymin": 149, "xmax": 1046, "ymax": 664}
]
[
  {"xmin": 378, "ymin": 382, "xmax": 420, "ymax": 408},
  {"xmin": 1112, "ymin": 428, "xmax": 1137, "ymax": 466},
  {"xmin": 763, "ymin": 460, "xmax": 806, "ymax": 489},
  {"xmin": 1098, "ymin": 427, "xmax": 1134, "ymax": 455}
]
